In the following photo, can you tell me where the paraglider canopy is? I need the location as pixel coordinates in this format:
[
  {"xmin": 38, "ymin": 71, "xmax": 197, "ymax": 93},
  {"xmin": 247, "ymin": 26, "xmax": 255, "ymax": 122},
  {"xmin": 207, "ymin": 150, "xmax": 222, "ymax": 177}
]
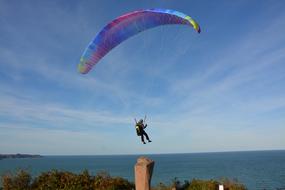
[{"xmin": 78, "ymin": 8, "xmax": 201, "ymax": 74}]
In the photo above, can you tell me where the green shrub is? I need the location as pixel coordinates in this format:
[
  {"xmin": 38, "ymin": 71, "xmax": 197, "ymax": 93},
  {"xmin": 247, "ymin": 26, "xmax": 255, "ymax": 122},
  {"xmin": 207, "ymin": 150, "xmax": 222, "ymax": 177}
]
[
  {"xmin": 1, "ymin": 170, "xmax": 246, "ymax": 190},
  {"xmin": 2, "ymin": 170, "xmax": 31, "ymax": 190},
  {"xmin": 93, "ymin": 171, "xmax": 134, "ymax": 190},
  {"xmin": 152, "ymin": 178, "xmax": 247, "ymax": 190},
  {"xmin": 219, "ymin": 178, "xmax": 246, "ymax": 190},
  {"xmin": 1, "ymin": 170, "xmax": 134, "ymax": 190},
  {"xmin": 187, "ymin": 179, "xmax": 218, "ymax": 190}
]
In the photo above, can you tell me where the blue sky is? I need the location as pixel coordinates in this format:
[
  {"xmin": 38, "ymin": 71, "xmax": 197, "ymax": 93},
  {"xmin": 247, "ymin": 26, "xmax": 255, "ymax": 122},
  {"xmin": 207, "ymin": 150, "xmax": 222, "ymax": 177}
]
[{"xmin": 0, "ymin": 0, "xmax": 284, "ymax": 155}]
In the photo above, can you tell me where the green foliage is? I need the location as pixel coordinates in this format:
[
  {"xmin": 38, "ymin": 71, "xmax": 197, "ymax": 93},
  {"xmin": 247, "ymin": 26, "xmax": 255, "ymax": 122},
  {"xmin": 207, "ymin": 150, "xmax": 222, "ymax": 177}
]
[
  {"xmin": 1, "ymin": 169, "xmax": 247, "ymax": 190},
  {"xmin": 2, "ymin": 170, "xmax": 31, "ymax": 190},
  {"xmin": 93, "ymin": 171, "xmax": 134, "ymax": 190},
  {"xmin": 187, "ymin": 179, "xmax": 218, "ymax": 190},
  {"xmin": 152, "ymin": 178, "xmax": 247, "ymax": 190},
  {"xmin": 219, "ymin": 178, "xmax": 246, "ymax": 190},
  {"xmin": 1, "ymin": 170, "xmax": 134, "ymax": 190}
]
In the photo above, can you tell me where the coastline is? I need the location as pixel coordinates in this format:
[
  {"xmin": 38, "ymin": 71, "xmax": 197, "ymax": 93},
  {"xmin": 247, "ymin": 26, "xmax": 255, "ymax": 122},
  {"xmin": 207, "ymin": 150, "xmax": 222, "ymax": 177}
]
[
  {"xmin": 1, "ymin": 151, "xmax": 284, "ymax": 189},
  {"xmin": 0, "ymin": 154, "xmax": 42, "ymax": 160}
]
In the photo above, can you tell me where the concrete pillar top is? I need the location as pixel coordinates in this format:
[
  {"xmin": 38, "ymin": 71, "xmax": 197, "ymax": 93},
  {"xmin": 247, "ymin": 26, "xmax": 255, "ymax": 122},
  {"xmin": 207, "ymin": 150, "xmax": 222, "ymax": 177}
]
[{"xmin": 136, "ymin": 156, "xmax": 154, "ymax": 165}]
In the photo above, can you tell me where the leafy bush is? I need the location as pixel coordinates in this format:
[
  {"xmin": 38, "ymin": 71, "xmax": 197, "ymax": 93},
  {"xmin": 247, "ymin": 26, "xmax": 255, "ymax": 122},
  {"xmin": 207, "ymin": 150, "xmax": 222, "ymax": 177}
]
[
  {"xmin": 187, "ymin": 179, "xmax": 218, "ymax": 190},
  {"xmin": 219, "ymin": 178, "xmax": 246, "ymax": 190},
  {"xmin": 1, "ymin": 169, "xmax": 247, "ymax": 190},
  {"xmin": 2, "ymin": 170, "xmax": 31, "ymax": 190},
  {"xmin": 93, "ymin": 171, "xmax": 134, "ymax": 190},
  {"xmin": 1, "ymin": 170, "xmax": 134, "ymax": 190},
  {"xmin": 152, "ymin": 178, "xmax": 247, "ymax": 190}
]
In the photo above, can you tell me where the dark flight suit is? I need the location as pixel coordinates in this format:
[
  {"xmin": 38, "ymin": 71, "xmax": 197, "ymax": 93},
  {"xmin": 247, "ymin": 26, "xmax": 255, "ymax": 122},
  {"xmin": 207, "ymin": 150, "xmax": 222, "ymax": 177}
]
[{"xmin": 136, "ymin": 123, "xmax": 150, "ymax": 143}]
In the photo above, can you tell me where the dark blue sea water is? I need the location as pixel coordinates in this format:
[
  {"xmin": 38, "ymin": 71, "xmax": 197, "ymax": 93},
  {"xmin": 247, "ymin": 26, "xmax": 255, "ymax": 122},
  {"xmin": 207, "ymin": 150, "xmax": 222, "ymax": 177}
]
[{"xmin": 0, "ymin": 150, "xmax": 285, "ymax": 189}]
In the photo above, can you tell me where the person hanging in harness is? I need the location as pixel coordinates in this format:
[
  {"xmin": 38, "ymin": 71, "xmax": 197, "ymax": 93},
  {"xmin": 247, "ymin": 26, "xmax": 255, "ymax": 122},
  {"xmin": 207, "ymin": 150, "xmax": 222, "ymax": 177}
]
[{"xmin": 135, "ymin": 118, "xmax": 152, "ymax": 144}]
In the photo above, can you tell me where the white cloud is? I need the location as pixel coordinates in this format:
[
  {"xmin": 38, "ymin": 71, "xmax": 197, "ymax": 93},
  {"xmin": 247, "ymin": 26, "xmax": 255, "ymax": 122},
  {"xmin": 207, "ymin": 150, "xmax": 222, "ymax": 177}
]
[
  {"xmin": 0, "ymin": 123, "xmax": 116, "ymax": 155},
  {"xmin": 164, "ymin": 12, "xmax": 285, "ymax": 118},
  {"xmin": 0, "ymin": 91, "xmax": 133, "ymax": 130}
]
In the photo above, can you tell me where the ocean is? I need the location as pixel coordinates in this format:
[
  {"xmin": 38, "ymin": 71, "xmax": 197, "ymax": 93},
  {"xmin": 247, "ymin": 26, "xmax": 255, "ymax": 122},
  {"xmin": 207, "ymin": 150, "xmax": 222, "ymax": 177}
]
[{"xmin": 0, "ymin": 150, "xmax": 285, "ymax": 189}]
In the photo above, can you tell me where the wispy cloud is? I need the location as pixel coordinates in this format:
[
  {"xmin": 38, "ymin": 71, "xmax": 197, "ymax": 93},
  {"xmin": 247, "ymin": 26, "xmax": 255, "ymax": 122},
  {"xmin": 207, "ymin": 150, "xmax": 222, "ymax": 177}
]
[
  {"xmin": 0, "ymin": 0, "xmax": 285, "ymax": 154},
  {"xmin": 0, "ymin": 122, "xmax": 117, "ymax": 155},
  {"xmin": 0, "ymin": 90, "xmax": 133, "ymax": 131},
  {"xmin": 165, "ymin": 12, "xmax": 285, "ymax": 119}
]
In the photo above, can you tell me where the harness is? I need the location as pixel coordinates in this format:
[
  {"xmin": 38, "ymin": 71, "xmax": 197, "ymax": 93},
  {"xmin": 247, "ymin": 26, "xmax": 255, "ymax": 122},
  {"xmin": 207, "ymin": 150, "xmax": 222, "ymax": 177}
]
[{"xmin": 135, "ymin": 124, "xmax": 143, "ymax": 136}]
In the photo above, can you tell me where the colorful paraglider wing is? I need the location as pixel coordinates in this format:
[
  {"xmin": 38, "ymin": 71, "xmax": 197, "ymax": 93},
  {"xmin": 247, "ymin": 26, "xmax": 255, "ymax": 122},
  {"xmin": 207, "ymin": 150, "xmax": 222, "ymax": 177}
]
[{"xmin": 78, "ymin": 9, "xmax": 201, "ymax": 74}]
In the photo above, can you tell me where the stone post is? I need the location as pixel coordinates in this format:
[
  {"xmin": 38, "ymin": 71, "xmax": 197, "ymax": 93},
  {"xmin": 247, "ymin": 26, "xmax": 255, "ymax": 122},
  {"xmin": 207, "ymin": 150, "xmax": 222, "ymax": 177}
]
[{"xmin": 134, "ymin": 156, "xmax": 155, "ymax": 190}]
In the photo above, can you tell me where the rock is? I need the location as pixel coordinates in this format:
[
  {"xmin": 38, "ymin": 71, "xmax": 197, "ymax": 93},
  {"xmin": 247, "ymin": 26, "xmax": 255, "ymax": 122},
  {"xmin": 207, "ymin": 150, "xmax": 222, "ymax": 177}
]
[{"xmin": 134, "ymin": 156, "xmax": 155, "ymax": 190}]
